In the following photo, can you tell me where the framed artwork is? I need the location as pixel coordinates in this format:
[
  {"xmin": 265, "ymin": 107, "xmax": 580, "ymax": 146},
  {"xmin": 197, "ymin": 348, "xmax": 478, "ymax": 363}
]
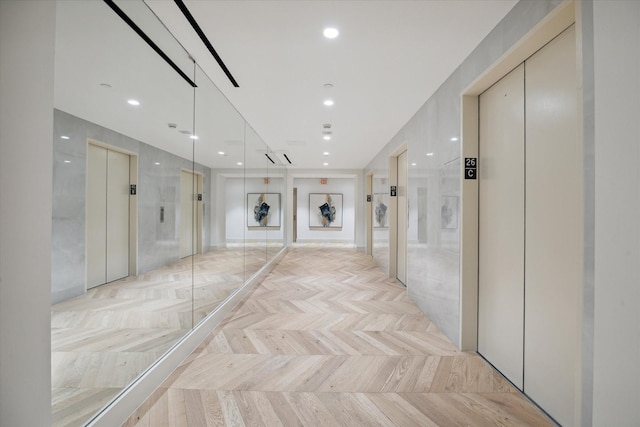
[
  {"xmin": 309, "ymin": 193, "xmax": 343, "ymax": 229},
  {"xmin": 247, "ymin": 193, "xmax": 281, "ymax": 228},
  {"xmin": 373, "ymin": 193, "xmax": 389, "ymax": 229},
  {"xmin": 440, "ymin": 195, "xmax": 458, "ymax": 229}
]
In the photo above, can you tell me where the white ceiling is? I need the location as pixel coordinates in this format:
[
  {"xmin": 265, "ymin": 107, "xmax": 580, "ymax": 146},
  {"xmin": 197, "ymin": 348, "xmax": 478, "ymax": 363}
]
[{"xmin": 144, "ymin": 0, "xmax": 518, "ymax": 169}]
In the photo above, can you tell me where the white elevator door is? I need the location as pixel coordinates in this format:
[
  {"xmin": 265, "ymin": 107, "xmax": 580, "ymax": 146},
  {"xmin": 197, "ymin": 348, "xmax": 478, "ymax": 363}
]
[
  {"xmin": 478, "ymin": 63, "xmax": 525, "ymax": 389},
  {"xmin": 180, "ymin": 170, "xmax": 197, "ymax": 258},
  {"xmin": 87, "ymin": 145, "xmax": 130, "ymax": 288},
  {"xmin": 477, "ymin": 26, "xmax": 578, "ymax": 426},
  {"xmin": 397, "ymin": 150, "xmax": 408, "ymax": 285},
  {"xmin": 524, "ymin": 25, "xmax": 578, "ymax": 427}
]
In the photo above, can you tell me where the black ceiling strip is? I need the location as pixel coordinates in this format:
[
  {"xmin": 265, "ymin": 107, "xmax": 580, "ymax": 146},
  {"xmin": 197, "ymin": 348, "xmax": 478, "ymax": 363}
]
[
  {"xmin": 103, "ymin": 0, "xmax": 197, "ymax": 88},
  {"xmin": 174, "ymin": 0, "xmax": 240, "ymax": 88},
  {"xmin": 283, "ymin": 154, "xmax": 292, "ymax": 164},
  {"xmin": 265, "ymin": 154, "xmax": 276, "ymax": 164}
]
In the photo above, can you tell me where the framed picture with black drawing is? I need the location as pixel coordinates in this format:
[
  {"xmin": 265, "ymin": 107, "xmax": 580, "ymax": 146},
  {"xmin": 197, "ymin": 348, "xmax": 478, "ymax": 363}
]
[
  {"xmin": 247, "ymin": 193, "xmax": 281, "ymax": 229},
  {"xmin": 309, "ymin": 193, "xmax": 343, "ymax": 229}
]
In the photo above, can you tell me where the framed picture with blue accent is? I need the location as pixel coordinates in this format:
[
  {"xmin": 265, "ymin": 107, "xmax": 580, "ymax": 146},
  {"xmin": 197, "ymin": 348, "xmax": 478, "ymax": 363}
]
[
  {"xmin": 309, "ymin": 193, "xmax": 343, "ymax": 229},
  {"xmin": 248, "ymin": 193, "xmax": 281, "ymax": 228}
]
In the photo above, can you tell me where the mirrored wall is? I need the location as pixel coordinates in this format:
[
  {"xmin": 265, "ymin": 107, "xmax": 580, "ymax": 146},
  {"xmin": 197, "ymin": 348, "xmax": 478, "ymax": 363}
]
[{"xmin": 50, "ymin": 1, "xmax": 286, "ymax": 425}]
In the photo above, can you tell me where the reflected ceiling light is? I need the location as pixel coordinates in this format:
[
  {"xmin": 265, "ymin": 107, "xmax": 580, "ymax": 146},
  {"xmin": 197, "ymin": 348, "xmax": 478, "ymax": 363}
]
[
  {"xmin": 323, "ymin": 152, "xmax": 330, "ymax": 156},
  {"xmin": 323, "ymin": 162, "xmax": 329, "ymax": 166},
  {"xmin": 323, "ymin": 135, "xmax": 331, "ymax": 141},
  {"xmin": 323, "ymin": 99, "xmax": 334, "ymax": 106},
  {"xmin": 323, "ymin": 27, "xmax": 339, "ymax": 39},
  {"xmin": 218, "ymin": 151, "xmax": 225, "ymax": 155},
  {"xmin": 190, "ymin": 135, "xmax": 199, "ymax": 140},
  {"xmin": 63, "ymin": 160, "xmax": 71, "ymax": 164},
  {"xmin": 411, "ymin": 163, "xmax": 417, "ymax": 166},
  {"xmin": 154, "ymin": 162, "xmax": 161, "ymax": 165},
  {"xmin": 60, "ymin": 135, "xmax": 69, "ymax": 140},
  {"xmin": 237, "ymin": 162, "xmax": 243, "ymax": 166},
  {"xmin": 127, "ymin": 99, "xmax": 140, "ymax": 106},
  {"xmin": 426, "ymin": 152, "xmax": 434, "ymax": 156},
  {"xmin": 450, "ymin": 137, "xmax": 458, "ymax": 142}
]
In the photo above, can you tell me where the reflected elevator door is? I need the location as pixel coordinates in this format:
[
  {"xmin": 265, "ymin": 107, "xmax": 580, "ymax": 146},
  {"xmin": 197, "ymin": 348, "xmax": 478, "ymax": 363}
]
[
  {"xmin": 87, "ymin": 144, "xmax": 130, "ymax": 288},
  {"xmin": 180, "ymin": 170, "xmax": 202, "ymax": 258},
  {"xmin": 397, "ymin": 150, "xmax": 408, "ymax": 285}
]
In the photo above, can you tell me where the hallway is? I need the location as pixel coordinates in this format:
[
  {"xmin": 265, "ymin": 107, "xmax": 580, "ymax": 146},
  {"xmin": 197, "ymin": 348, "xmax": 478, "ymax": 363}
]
[{"xmin": 125, "ymin": 247, "xmax": 552, "ymax": 426}]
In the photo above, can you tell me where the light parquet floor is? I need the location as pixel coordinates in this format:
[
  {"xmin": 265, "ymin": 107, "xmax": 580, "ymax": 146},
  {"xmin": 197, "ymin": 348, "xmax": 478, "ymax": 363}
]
[
  {"xmin": 125, "ymin": 248, "xmax": 553, "ymax": 426},
  {"xmin": 51, "ymin": 247, "xmax": 270, "ymax": 427}
]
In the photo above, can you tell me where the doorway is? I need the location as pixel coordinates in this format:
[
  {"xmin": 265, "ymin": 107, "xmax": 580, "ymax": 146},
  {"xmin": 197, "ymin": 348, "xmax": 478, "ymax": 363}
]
[
  {"xmin": 292, "ymin": 187, "xmax": 297, "ymax": 243},
  {"xmin": 86, "ymin": 143, "xmax": 132, "ymax": 288}
]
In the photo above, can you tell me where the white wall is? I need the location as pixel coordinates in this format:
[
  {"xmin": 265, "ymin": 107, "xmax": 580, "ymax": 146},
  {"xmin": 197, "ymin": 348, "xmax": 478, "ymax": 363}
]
[
  {"xmin": 592, "ymin": 1, "xmax": 640, "ymax": 424},
  {"xmin": 0, "ymin": 1, "xmax": 55, "ymax": 425},
  {"xmin": 294, "ymin": 177, "xmax": 356, "ymax": 243}
]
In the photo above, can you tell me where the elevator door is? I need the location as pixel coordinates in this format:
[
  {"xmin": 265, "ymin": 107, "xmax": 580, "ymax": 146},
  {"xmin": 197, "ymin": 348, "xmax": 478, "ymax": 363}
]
[
  {"xmin": 478, "ymin": 26, "xmax": 578, "ymax": 426},
  {"xmin": 87, "ymin": 144, "xmax": 130, "ymax": 288},
  {"xmin": 478, "ymin": 63, "xmax": 525, "ymax": 389},
  {"xmin": 397, "ymin": 150, "xmax": 408, "ymax": 285},
  {"xmin": 180, "ymin": 170, "xmax": 202, "ymax": 258}
]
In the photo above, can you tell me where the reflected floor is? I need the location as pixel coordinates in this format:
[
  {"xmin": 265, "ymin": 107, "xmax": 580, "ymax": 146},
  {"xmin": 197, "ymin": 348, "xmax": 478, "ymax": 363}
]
[{"xmin": 51, "ymin": 246, "xmax": 269, "ymax": 427}]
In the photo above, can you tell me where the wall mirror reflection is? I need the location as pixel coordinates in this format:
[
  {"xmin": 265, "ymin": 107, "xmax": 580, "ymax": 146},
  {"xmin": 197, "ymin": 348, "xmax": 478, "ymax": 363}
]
[{"xmin": 50, "ymin": 1, "xmax": 286, "ymax": 425}]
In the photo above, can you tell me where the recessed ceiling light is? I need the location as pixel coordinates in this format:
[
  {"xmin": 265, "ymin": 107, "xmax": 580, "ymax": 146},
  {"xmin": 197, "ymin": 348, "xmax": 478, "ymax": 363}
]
[
  {"xmin": 127, "ymin": 99, "xmax": 140, "ymax": 106},
  {"xmin": 190, "ymin": 135, "xmax": 199, "ymax": 140},
  {"xmin": 411, "ymin": 163, "xmax": 417, "ymax": 166},
  {"xmin": 323, "ymin": 135, "xmax": 331, "ymax": 141},
  {"xmin": 154, "ymin": 162, "xmax": 161, "ymax": 165},
  {"xmin": 323, "ymin": 152, "xmax": 330, "ymax": 156},
  {"xmin": 450, "ymin": 137, "xmax": 459, "ymax": 142},
  {"xmin": 60, "ymin": 135, "xmax": 69, "ymax": 140},
  {"xmin": 237, "ymin": 162, "xmax": 243, "ymax": 166},
  {"xmin": 323, "ymin": 99, "xmax": 334, "ymax": 106},
  {"xmin": 426, "ymin": 152, "xmax": 434, "ymax": 156},
  {"xmin": 323, "ymin": 162, "xmax": 329, "ymax": 166},
  {"xmin": 323, "ymin": 27, "xmax": 339, "ymax": 39},
  {"xmin": 63, "ymin": 160, "xmax": 71, "ymax": 164},
  {"xmin": 218, "ymin": 151, "xmax": 225, "ymax": 155}
]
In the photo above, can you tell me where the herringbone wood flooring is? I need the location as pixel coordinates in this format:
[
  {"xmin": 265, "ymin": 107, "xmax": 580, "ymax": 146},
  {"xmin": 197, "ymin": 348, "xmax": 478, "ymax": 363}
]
[
  {"xmin": 125, "ymin": 248, "xmax": 553, "ymax": 426},
  {"xmin": 51, "ymin": 247, "xmax": 268, "ymax": 427}
]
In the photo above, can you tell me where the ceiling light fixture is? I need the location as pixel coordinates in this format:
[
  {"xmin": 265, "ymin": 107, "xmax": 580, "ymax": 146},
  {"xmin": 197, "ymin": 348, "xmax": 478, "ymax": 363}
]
[
  {"xmin": 426, "ymin": 152, "xmax": 434, "ymax": 156},
  {"xmin": 237, "ymin": 162, "xmax": 243, "ymax": 166},
  {"xmin": 411, "ymin": 163, "xmax": 417, "ymax": 166},
  {"xmin": 450, "ymin": 137, "xmax": 459, "ymax": 142},
  {"xmin": 323, "ymin": 28, "xmax": 339, "ymax": 39},
  {"xmin": 63, "ymin": 160, "xmax": 71, "ymax": 164},
  {"xmin": 218, "ymin": 151, "xmax": 225, "ymax": 155},
  {"xmin": 323, "ymin": 135, "xmax": 331, "ymax": 141},
  {"xmin": 154, "ymin": 162, "xmax": 161, "ymax": 165},
  {"xmin": 323, "ymin": 152, "xmax": 330, "ymax": 156},
  {"xmin": 323, "ymin": 99, "xmax": 334, "ymax": 106},
  {"xmin": 323, "ymin": 162, "xmax": 329, "ymax": 166},
  {"xmin": 60, "ymin": 136, "xmax": 69, "ymax": 140},
  {"xmin": 190, "ymin": 135, "xmax": 199, "ymax": 140},
  {"xmin": 127, "ymin": 99, "xmax": 140, "ymax": 106}
]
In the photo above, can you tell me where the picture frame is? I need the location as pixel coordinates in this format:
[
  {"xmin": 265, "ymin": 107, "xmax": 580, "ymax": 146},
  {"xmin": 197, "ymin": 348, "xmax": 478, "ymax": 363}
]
[
  {"xmin": 309, "ymin": 193, "xmax": 343, "ymax": 229},
  {"xmin": 373, "ymin": 193, "xmax": 389, "ymax": 229},
  {"xmin": 247, "ymin": 193, "xmax": 281, "ymax": 228}
]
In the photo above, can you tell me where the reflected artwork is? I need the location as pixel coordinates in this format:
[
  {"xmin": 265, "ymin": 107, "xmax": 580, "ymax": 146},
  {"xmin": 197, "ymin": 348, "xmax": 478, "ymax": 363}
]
[
  {"xmin": 248, "ymin": 193, "xmax": 281, "ymax": 228},
  {"xmin": 310, "ymin": 193, "xmax": 343, "ymax": 229},
  {"xmin": 374, "ymin": 193, "xmax": 389, "ymax": 228}
]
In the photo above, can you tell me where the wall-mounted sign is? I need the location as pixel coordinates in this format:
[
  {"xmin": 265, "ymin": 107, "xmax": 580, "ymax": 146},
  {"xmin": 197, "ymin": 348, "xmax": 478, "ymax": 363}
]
[
  {"xmin": 367, "ymin": 194, "xmax": 372, "ymax": 202},
  {"xmin": 390, "ymin": 185, "xmax": 397, "ymax": 197},
  {"xmin": 465, "ymin": 158, "xmax": 477, "ymax": 180},
  {"xmin": 130, "ymin": 184, "xmax": 137, "ymax": 195}
]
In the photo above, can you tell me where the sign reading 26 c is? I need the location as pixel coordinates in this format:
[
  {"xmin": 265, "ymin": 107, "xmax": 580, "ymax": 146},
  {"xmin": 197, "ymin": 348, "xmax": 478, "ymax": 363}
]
[{"xmin": 465, "ymin": 158, "xmax": 477, "ymax": 180}]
